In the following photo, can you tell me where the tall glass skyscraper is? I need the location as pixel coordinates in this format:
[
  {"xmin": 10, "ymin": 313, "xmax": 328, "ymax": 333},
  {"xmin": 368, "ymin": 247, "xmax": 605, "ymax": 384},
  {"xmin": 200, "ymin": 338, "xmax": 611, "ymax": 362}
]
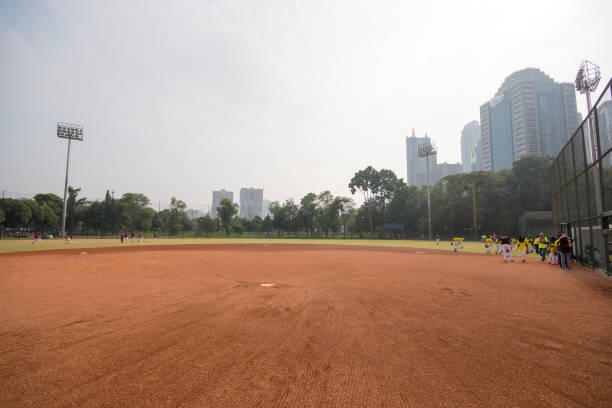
[
  {"xmin": 480, "ymin": 68, "xmax": 580, "ymax": 171},
  {"xmin": 405, "ymin": 129, "xmax": 436, "ymax": 186},
  {"xmin": 460, "ymin": 120, "xmax": 481, "ymax": 173}
]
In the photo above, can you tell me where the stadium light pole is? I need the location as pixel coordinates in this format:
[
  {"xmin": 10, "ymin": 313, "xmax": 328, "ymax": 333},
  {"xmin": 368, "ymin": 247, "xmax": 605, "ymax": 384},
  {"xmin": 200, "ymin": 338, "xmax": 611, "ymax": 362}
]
[
  {"xmin": 418, "ymin": 138, "xmax": 437, "ymax": 240},
  {"xmin": 575, "ymin": 60, "xmax": 601, "ymax": 162},
  {"xmin": 57, "ymin": 122, "xmax": 84, "ymax": 237},
  {"xmin": 575, "ymin": 60, "xmax": 602, "ymax": 214}
]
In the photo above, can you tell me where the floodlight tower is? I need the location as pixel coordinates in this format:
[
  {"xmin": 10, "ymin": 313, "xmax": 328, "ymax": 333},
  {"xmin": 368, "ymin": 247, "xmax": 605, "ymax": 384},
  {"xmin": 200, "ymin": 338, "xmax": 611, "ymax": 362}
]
[
  {"xmin": 575, "ymin": 61, "xmax": 602, "ymax": 215},
  {"xmin": 575, "ymin": 60, "xmax": 601, "ymax": 162},
  {"xmin": 418, "ymin": 138, "xmax": 437, "ymax": 240},
  {"xmin": 57, "ymin": 122, "xmax": 84, "ymax": 237}
]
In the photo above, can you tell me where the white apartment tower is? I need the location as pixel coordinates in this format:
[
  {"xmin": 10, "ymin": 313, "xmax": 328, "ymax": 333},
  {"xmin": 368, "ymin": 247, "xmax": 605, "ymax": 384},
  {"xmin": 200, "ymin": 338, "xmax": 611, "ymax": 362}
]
[
  {"xmin": 239, "ymin": 188, "xmax": 264, "ymax": 220},
  {"xmin": 211, "ymin": 189, "xmax": 233, "ymax": 219}
]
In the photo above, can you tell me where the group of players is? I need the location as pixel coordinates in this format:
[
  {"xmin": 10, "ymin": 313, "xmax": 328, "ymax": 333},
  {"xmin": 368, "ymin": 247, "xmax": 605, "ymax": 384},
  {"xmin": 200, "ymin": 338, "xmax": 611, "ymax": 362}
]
[
  {"xmin": 120, "ymin": 231, "xmax": 157, "ymax": 243},
  {"xmin": 31, "ymin": 231, "xmax": 159, "ymax": 245},
  {"xmin": 482, "ymin": 232, "xmax": 573, "ymax": 270}
]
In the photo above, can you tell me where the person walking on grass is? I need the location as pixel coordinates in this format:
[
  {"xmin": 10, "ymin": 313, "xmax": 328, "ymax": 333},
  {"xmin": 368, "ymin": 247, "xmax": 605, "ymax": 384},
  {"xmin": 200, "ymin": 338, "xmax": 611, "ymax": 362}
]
[
  {"xmin": 558, "ymin": 234, "xmax": 572, "ymax": 270},
  {"xmin": 517, "ymin": 235, "xmax": 528, "ymax": 262},
  {"xmin": 534, "ymin": 233, "xmax": 548, "ymax": 262}
]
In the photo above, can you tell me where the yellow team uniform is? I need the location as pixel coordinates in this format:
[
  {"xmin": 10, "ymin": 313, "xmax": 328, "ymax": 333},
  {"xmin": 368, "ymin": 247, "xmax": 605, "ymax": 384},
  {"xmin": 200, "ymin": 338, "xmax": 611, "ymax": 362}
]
[{"xmin": 485, "ymin": 237, "xmax": 493, "ymax": 254}]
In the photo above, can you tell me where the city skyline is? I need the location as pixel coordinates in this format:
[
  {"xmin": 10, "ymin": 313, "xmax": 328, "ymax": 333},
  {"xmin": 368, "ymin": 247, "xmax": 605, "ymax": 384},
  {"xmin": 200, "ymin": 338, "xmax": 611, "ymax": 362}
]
[
  {"xmin": 1, "ymin": 1, "xmax": 611, "ymax": 209},
  {"xmin": 480, "ymin": 68, "xmax": 580, "ymax": 171}
]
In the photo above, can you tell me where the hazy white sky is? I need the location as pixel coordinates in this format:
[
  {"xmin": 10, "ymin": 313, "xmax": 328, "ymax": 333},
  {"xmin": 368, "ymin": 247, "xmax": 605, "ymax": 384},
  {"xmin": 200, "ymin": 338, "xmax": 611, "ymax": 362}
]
[{"xmin": 1, "ymin": 0, "xmax": 611, "ymax": 210}]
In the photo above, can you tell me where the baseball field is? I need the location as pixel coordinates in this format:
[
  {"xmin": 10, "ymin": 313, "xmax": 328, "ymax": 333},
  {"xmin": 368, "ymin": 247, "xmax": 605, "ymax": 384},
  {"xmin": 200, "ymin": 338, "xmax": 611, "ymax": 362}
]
[{"xmin": 1, "ymin": 243, "xmax": 611, "ymax": 407}]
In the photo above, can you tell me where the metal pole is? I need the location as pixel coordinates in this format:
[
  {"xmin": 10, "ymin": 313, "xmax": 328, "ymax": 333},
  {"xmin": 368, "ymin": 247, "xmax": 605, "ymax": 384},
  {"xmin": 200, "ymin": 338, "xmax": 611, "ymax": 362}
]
[
  {"xmin": 426, "ymin": 154, "xmax": 431, "ymax": 240},
  {"xmin": 61, "ymin": 137, "xmax": 72, "ymax": 237},
  {"xmin": 586, "ymin": 91, "xmax": 598, "ymax": 162}
]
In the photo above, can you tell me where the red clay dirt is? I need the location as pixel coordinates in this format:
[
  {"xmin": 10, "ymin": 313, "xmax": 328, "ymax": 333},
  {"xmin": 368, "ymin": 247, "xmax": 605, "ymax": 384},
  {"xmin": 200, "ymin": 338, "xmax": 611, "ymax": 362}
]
[{"xmin": 1, "ymin": 244, "xmax": 611, "ymax": 407}]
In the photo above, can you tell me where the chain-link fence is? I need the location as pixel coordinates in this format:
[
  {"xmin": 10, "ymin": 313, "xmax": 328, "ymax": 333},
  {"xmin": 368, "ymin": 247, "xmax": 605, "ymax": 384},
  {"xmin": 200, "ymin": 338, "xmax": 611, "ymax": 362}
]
[{"xmin": 550, "ymin": 77, "xmax": 612, "ymax": 275}]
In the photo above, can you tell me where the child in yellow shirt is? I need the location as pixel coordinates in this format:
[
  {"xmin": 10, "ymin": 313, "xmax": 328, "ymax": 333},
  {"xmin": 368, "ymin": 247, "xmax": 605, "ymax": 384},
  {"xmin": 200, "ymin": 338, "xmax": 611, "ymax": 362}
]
[{"xmin": 517, "ymin": 235, "xmax": 529, "ymax": 262}]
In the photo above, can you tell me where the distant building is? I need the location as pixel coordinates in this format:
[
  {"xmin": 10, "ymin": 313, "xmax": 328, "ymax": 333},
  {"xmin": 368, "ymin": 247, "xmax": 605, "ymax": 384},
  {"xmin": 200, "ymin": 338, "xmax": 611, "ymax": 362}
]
[
  {"xmin": 239, "ymin": 188, "xmax": 264, "ymax": 220},
  {"xmin": 406, "ymin": 129, "xmax": 437, "ymax": 186},
  {"xmin": 432, "ymin": 162, "xmax": 463, "ymax": 182},
  {"xmin": 460, "ymin": 121, "xmax": 481, "ymax": 173},
  {"xmin": 597, "ymin": 100, "xmax": 612, "ymax": 164},
  {"xmin": 211, "ymin": 189, "xmax": 233, "ymax": 219},
  {"xmin": 480, "ymin": 68, "xmax": 580, "ymax": 171},
  {"xmin": 186, "ymin": 209, "xmax": 202, "ymax": 220},
  {"xmin": 261, "ymin": 199, "xmax": 271, "ymax": 219},
  {"xmin": 473, "ymin": 139, "xmax": 483, "ymax": 172}
]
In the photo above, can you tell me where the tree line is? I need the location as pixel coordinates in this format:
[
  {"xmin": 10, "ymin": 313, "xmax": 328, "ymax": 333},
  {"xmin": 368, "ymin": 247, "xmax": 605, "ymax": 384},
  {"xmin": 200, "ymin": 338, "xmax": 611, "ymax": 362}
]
[{"xmin": 0, "ymin": 156, "xmax": 552, "ymax": 239}]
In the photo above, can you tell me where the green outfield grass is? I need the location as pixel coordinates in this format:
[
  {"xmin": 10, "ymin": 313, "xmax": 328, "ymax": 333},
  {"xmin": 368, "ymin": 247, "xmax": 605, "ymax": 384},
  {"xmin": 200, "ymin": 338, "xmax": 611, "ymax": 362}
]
[{"xmin": 0, "ymin": 237, "xmax": 543, "ymax": 256}]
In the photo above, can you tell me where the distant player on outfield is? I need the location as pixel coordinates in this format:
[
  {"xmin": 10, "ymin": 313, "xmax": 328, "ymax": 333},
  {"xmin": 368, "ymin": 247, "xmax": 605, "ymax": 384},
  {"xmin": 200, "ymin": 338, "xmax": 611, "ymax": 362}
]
[
  {"xmin": 120, "ymin": 232, "xmax": 124, "ymax": 244},
  {"xmin": 451, "ymin": 237, "xmax": 463, "ymax": 252},
  {"xmin": 153, "ymin": 231, "xmax": 157, "ymax": 242},
  {"xmin": 517, "ymin": 235, "xmax": 528, "ymax": 262},
  {"xmin": 500, "ymin": 235, "xmax": 513, "ymax": 262},
  {"xmin": 138, "ymin": 232, "xmax": 143, "ymax": 243},
  {"xmin": 64, "ymin": 234, "xmax": 72, "ymax": 245},
  {"xmin": 435, "ymin": 234, "xmax": 440, "ymax": 246},
  {"xmin": 485, "ymin": 236, "xmax": 493, "ymax": 254},
  {"xmin": 131, "ymin": 231, "xmax": 135, "ymax": 243}
]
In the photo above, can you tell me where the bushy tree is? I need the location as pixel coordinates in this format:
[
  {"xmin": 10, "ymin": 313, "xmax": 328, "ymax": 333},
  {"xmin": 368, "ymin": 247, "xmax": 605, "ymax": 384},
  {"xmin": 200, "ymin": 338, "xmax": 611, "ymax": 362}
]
[
  {"xmin": 196, "ymin": 215, "xmax": 216, "ymax": 236},
  {"xmin": 217, "ymin": 198, "xmax": 238, "ymax": 237},
  {"xmin": 167, "ymin": 197, "xmax": 187, "ymax": 235}
]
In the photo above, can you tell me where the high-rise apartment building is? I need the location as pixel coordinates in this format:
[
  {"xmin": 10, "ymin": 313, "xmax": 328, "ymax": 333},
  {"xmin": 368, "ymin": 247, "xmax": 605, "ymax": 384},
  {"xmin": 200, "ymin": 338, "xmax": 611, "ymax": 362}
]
[
  {"xmin": 186, "ymin": 209, "xmax": 202, "ymax": 220},
  {"xmin": 239, "ymin": 188, "xmax": 264, "ymax": 220},
  {"xmin": 406, "ymin": 129, "xmax": 437, "ymax": 186},
  {"xmin": 261, "ymin": 199, "xmax": 271, "ymax": 219},
  {"xmin": 460, "ymin": 120, "xmax": 481, "ymax": 173},
  {"xmin": 211, "ymin": 189, "xmax": 233, "ymax": 219},
  {"xmin": 480, "ymin": 68, "xmax": 580, "ymax": 171}
]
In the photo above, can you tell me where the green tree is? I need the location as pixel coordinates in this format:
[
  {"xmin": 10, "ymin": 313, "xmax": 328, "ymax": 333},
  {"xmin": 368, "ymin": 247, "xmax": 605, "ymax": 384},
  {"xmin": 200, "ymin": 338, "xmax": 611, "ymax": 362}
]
[
  {"xmin": 196, "ymin": 215, "xmax": 216, "ymax": 236},
  {"xmin": 151, "ymin": 212, "xmax": 163, "ymax": 231},
  {"xmin": 349, "ymin": 166, "xmax": 378, "ymax": 233},
  {"xmin": 269, "ymin": 201, "xmax": 285, "ymax": 236},
  {"xmin": 83, "ymin": 200, "xmax": 105, "ymax": 235},
  {"xmin": 0, "ymin": 199, "xmax": 33, "ymax": 229},
  {"xmin": 298, "ymin": 192, "xmax": 319, "ymax": 235},
  {"xmin": 34, "ymin": 193, "xmax": 63, "ymax": 219},
  {"xmin": 316, "ymin": 191, "xmax": 352, "ymax": 237},
  {"xmin": 232, "ymin": 217, "xmax": 245, "ymax": 235},
  {"xmin": 217, "ymin": 198, "xmax": 238, "ymax": 237},
  {"xmin": 250, "ymin": 216, "xmax": 264, "ymax": 233},
  {"xmin": 263, "ymin": 215, "xmax": 273, "ymax": 235},
  {"xmin": 67, "ymin": 187, "xmax": 87, "ymax": 233},
  {"xmin": 167, "ymin": 197, "xmax": 187, "ymax": 235},
  {"xmin": 38, "ymin": 203, "xmax": 60, "ymax": 231},
  {"xmin": 136, "ymin": 207, "xmax": 155, "ymax": 231}
]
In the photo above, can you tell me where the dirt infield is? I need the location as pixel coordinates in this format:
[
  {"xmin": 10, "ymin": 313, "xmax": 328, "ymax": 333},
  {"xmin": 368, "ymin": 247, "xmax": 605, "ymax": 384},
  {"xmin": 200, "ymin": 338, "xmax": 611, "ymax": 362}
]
[{"xmin": 1, "ymin": 245, "xmax": 611, "ymax": 407}]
